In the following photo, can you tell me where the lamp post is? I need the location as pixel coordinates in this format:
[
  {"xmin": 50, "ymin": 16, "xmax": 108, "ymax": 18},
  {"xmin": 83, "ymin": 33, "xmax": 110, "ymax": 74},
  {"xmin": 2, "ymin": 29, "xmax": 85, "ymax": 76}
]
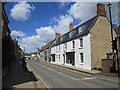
[{"xmin": 107, "ymin": 3, "xmax": 116, "ymax": 73}]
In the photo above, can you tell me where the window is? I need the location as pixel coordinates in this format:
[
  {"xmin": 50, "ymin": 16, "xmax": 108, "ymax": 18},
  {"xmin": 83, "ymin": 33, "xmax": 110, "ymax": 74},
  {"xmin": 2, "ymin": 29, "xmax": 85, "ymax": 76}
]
[
  {"xmin": 72, "ymin": 41, "xmax": 75, "ymax": 49},
  {"xmin": 80, "ymin": 53, "xmax": 84, "ymax": 63},
  {"xmin": 56, "ymin": 47, "xmax": 57, "ymax": 52},
  {"xmin": 65, "ymin": 43, "xmax": 67, "ymax": 49},
  {"xmin": 80, "ymin": 38, "xmax": 83, "ymax": 47},
  {"xmin": 59, "ymin": 55, "xmax": 60, "ymax": 60},
  {"xmin": 79, "ymin": 27, "xmax": 82, "ymax": 33},
  {"xmin": 59, "ymin": 45, "xmax": 60, "ymax": 52},
  {"xmin": 69, "ymin": 32, "xmax": 72, "ymax": 37},
  {"xmin": 55, "ymin": 55, "xmax": 57, "ymax": 60},
  {"xmin": 61, "ymin": 37, "xmax": 63, "ymax": 41}
]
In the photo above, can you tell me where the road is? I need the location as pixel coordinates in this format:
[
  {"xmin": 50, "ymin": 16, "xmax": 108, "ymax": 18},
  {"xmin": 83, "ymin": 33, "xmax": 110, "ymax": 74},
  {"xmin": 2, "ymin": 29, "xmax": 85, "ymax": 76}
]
[{"xmin": 27, "ymin": 60, "xmax": 118, "ymax": 88}]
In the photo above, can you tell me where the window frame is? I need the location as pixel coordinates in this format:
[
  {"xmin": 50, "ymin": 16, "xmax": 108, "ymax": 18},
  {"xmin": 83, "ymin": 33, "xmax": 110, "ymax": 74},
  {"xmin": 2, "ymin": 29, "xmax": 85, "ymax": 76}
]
[
  {"xmin": 79, "ymin": 38, "xmax": 83, "ymax": 48},
  {"xmin": 72, "ymin": 41, "xmax": 75, "ymax": 49},
  {"xmin": 65, "ymin": 43, "xmax": 67, "ymax": 50},
  {"xmin": 80, "ymin": 53, "xmax": 84, "ymax": 64}
]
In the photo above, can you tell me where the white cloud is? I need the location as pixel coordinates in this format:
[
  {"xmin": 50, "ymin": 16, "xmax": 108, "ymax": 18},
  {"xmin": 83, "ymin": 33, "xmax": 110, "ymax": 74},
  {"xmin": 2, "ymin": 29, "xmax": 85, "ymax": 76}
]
[
  {"xmin": 68, "ymin": 2, "xmax": 97, "ymax": 24},
  {"xmin": 105, "ymin": 2, "xmax": 119, "ymax": 24},
  {"xmin": 53, "ymin": 14, "xmax": 73, "ymax": 35},
  {"xmin": 68, "ymin": 2, "xmax": 119, "ymax": 25},
  {"xmin": 10, "ymin": 1, "xmax": 35, "ymax": 21},
  {"xmin": 21, "ymin": 35, "xmax": 41, "ymax": 52},
  {"xmin": 36, "ymin": 26, "xmax": 55, "ymax": 43},
  {"xmin": 11, "ymin": 30, "xmax": 26, "ymax": 37},
  {"xmin": 21, "ymin": 26, "xmax": 55, "ymax": 52},
  {"xmin": 58, "ymin": 2, "xmax": 72, "ymax": 9},
  {"xmin": 20, "ymin": 2, "xmax": 119, "ymax": 53}
]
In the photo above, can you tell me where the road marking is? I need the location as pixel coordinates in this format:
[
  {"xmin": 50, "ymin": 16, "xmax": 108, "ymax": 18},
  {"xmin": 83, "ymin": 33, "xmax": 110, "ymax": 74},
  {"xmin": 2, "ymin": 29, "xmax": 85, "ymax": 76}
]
[
  {"xmin": 27, "ymin": 63, "xmax": 52, "ymax": 88},
  {"xmin": 47, "ymin": 68, "xmax": 55, "ymax": 71},
  {"xmin": 40, "ymin": 64, "xmax": 97, "ymax": 81},
  {"xmin": 81, "ymin": 77, "xmax": 97, "ymax": 80},
  {"xmin": 41, "ymin": 65, "xmax": 55, "ymax": 71},
  {"xmin": 57, "ymin": 72, "xmax": 79, "ymax": 81},
  {"xmin": 46, "ymin": 62, "xmax": 93, "ymax": 76},
  {"xmin": 42, "ymin": 65, "xmax": 47, "ymax": 68}
]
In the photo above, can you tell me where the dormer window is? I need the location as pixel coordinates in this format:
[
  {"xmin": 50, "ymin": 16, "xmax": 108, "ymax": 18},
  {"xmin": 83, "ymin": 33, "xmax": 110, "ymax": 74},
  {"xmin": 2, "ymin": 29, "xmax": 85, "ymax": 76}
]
[
  {"xmin": 79, "ymin": 27, "xmax": 82, "ymax": 33},
  {"xmin": 69, "ymin": 32, "xmax": 72, "ymax": 38}
]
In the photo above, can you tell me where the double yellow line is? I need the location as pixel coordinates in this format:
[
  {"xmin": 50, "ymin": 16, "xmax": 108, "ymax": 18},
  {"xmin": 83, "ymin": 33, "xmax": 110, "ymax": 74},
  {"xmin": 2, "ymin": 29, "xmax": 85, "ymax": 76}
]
[{"xmin": 27, "ymin": 64, "xmax": 52, "ymax": 89}]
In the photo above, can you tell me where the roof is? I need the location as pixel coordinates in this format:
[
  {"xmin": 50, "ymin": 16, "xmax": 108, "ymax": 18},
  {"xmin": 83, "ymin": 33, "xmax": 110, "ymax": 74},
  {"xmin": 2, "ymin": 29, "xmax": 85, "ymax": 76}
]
[
  {"xmin": 112, "ymin": 24, "xmax": 120, "ymax": 35},
  {"xmin": 39, "ymin": 38, "xmax": 56, "ymax": 52},
  {"xmin": 52, "ymin": 15, "xmax": 98, "ymax": 47}
]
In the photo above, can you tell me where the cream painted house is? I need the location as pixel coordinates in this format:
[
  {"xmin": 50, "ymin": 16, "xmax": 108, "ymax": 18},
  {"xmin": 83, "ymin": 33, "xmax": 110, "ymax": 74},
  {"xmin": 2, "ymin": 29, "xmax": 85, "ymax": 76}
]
[{"xmin": 50, "ymin": 3, "xmax": 118, "ymax": 70}]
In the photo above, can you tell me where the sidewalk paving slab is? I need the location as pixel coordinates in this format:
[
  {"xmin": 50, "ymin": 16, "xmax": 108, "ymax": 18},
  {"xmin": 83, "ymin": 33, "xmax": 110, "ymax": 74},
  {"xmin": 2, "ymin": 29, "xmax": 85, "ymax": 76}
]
[{"xmin": 2, "ymin": 60, "xmax": 47, "ymax": 89}]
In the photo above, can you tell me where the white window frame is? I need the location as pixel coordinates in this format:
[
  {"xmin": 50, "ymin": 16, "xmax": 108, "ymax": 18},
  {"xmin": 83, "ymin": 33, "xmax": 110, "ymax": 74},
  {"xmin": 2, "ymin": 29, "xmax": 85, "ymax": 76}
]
[
  {"xmin": 79, "ymin": 38, "xmax": 83, "ymax": 48},
  {"xmin": 65, "ymin": 43, "xmax": 67, "ymax": 50},
  {"xmin": 69, "ymin": 32, "xmax": 72, "ymax": 37},
  {"xmin": 59, "ymin": 55, "xmax": 60, "ymax": 60},
  {"xmin": 80, "ymin": 53, "xmax": 84, "ymax": 64},
  {"xmin": 58, "ymin": 45, "xmax": 60, "ymax": 52},
  {"xmin": 72, "ymin": 41, "xmax": 75, "ymax": 49},
  {"xmin": 79, "ymin": 27, "xmax": 82, "ymax": 33},
  {"xmin": 56, "ymin": 47, "xmax": 57, "ymax": 53}
]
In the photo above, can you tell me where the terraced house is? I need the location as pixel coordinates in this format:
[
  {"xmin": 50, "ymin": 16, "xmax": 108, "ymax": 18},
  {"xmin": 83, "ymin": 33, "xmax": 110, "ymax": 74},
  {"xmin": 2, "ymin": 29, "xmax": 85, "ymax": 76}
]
[{"xmin": 50, "ymin": 3, "xmax": 118, "ymax": 70}]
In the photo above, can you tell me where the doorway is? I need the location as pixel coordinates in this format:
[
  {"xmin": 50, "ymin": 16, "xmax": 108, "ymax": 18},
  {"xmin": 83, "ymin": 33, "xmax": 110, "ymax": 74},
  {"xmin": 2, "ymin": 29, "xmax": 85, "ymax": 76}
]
[{"xmin": 66, "ymin": 52, "xmax": 75, "ymax": 66}]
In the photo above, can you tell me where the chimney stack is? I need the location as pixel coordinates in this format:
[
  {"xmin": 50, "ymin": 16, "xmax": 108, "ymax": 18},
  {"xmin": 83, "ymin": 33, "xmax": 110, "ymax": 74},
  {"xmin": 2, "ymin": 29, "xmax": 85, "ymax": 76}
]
[
  {"xmin": 97, "ymin": 3, "xmax": 106, "ymax": 16},
  {"xmin": 55, "ymin": 33, "xmax": 61, "ymax": 38},
  {"xmin": 14, "ymin": 39, "xmax": 18, "ymax": 44},
  {"xmin": 69, "ymin": 22, "xmax": 74, "ymax": 31}
]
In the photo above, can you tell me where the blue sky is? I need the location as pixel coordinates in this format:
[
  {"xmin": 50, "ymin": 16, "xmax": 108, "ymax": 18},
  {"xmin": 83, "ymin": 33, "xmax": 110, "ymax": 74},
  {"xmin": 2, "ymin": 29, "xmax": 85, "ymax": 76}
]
[
  {"xmin": 5, "ymin": 2, "xmax": 74, "ymax": 37},
  {"xmin": 4, "ymin": 2, "xmax": 119, "ymax": 53}
]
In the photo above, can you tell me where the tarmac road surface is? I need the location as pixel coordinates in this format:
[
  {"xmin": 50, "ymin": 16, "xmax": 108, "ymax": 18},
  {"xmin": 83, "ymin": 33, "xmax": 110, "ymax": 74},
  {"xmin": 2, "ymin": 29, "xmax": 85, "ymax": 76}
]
[{"xmin": 27, "ymin": 60, "xmax": 118, "ymax": 88}]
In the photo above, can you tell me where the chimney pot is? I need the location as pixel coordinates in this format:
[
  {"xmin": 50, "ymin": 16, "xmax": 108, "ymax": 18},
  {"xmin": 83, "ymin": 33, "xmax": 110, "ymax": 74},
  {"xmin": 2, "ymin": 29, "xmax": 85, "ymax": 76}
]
[
  {"xmin": 55, "ymin": 33, "xmax": 61, "ymax": 38},
  {"xmin": 69, "ymin": 22, "xmax": 74, "ymax": 31},
  {"xmin": 97, "ymin": 3, "xmax": 106, "ymax": 16}
]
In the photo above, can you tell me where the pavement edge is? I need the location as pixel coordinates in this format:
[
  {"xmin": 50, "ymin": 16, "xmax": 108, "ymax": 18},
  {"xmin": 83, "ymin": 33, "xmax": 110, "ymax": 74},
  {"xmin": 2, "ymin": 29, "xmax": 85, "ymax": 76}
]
[
  {"xmin": 27, "ymin": 63, "xmax": 52, "ymax": 89},
  {"xmin": 46, "ymin": 61, "xmax": 118, "ymax": 83}
]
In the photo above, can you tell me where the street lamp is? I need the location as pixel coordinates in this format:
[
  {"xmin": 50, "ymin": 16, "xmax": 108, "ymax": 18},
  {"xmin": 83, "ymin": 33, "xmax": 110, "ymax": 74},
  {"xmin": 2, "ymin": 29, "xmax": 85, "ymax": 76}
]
[{"xmin": 107, "ymin": 3, "xmax": 116, "ymax": 73}]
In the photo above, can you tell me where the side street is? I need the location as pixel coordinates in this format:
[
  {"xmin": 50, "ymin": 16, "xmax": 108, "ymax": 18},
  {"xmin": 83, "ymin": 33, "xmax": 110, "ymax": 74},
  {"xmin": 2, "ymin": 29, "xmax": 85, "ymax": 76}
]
[{"xmin": 1, "ymin": 1, "xmax": 120, "ymax": 89}]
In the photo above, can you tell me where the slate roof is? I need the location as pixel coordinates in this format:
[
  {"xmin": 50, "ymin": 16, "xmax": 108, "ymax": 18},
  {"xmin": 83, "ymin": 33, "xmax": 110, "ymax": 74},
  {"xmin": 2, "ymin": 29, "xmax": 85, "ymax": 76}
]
[
  {"xmin": 112, "ymin": 24, "xmax": 120, "ymax": 35},
  {"xmin": 39, "ymin": 38, "xmax": 56, "ymax": 52},
  {"xmin": 52, "ymin": 15, "xmax": 98, "ymax": 47}
]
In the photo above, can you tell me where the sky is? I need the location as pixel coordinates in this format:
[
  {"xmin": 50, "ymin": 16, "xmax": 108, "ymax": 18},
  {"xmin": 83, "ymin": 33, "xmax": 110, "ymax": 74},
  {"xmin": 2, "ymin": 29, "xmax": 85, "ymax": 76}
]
[{"xmin": 4, "ymin": 1, "xmax": 119, "ymax": 53}]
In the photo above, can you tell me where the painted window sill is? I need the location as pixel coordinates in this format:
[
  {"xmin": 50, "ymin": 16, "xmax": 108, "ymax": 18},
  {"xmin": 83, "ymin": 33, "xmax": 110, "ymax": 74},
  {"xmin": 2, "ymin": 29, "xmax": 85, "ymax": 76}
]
[
  {"xmin": 79, "ymin": 47, "xmax": 83, "ymax": 49},
  {"xmin": 79, "ymin": 63, "xmax": 84, "ymax": 65}
]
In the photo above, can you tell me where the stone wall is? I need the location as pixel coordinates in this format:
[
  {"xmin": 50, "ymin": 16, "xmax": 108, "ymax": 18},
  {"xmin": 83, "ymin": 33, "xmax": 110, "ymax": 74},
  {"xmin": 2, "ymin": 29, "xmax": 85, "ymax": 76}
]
[{"xmin": 90, "ymin": 16, "xmax": 117, "ymax": 68}]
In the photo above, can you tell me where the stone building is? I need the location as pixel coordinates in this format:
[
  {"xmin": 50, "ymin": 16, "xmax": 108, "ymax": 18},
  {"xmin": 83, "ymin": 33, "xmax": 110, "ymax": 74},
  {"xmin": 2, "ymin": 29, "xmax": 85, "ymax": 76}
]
[
  {"xmin": 51, "ymin": 3, "xmax": 118, "ymax": 70},
  {"xmin": 2, "ymin": 2, "xmax": 11, "ymax": 67},
  {"xmin": 2, "ymin": 2, "xmax": 23, "ymax": 77},
  {"xmin": 37, "ymin": 33, "xmax": 60, "ymax": 62}
]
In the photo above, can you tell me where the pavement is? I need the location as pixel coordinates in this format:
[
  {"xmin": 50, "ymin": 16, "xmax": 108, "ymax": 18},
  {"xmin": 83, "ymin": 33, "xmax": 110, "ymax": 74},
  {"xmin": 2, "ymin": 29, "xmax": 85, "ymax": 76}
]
[
  {"xmin": 48, "ymin": 61, "xmax": 119, "ymax": 83},
  {"xmin": 2, "ymin": 59, "xmax": 47, "ymax": 89},
  {"xmin": 27, "ymin": 60, "xmax": 118, "ymax": 88}
]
